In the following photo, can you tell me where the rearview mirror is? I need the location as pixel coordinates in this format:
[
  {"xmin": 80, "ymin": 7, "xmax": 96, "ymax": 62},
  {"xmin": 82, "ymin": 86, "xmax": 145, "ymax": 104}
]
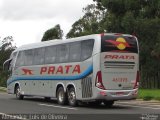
[{"xmin": 3, "ymin": 59, "xmax": 12, "ymax": 71}]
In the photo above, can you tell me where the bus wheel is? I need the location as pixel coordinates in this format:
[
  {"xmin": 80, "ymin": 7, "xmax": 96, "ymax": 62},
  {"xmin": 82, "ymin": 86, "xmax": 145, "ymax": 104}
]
[
  {"xmin": 15, "ymin": 86, "xmax": 24, "ymax": 100},
  {"xmin": 103, "ymin": 100, "xmax": 114, "ymax": 107},
  {"xmin": 57, "ymin": 87, "xmax": 66, "ymax": 105},
  {"xmin": 67, "ymin": 87, "xmax": 77, "ymax": 106}
]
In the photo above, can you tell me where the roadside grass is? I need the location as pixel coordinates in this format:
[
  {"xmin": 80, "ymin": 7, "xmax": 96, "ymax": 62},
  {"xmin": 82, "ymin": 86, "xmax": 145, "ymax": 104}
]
[
  {"xmin": 138, "ymin": 89, "xmax": 160, "ymax": 101},
  {"xmin": 0, "ymin": 87, "xmax": 6, "ymax": 92}
]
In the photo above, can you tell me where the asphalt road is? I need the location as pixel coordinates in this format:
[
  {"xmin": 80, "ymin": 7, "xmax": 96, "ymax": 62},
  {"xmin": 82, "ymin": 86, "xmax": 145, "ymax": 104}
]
[{"xmin": 0, "ymin": 93, "xmax": 160, "ymax": 120}]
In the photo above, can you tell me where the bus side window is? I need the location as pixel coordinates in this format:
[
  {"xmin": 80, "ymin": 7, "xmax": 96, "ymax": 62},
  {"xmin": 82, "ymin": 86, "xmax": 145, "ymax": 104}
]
[
  {"xmin": 57, "ymin": 44, "xmax": 69, "ymax": 63},
  {"xmin": 33, "ymin": 48, "xmax": 45, "ymax": 65},
  {"xmin": 24, "ymin": 50, "xmax": 34, "ymax": 66},
  {"xmin": 81, "ymin": 39, "xmax": 94, "ymax": 61},
  {"xmin": 45, "ymin": 46, "xmax": 57, "ymax": 64},
  {"xmin": 69, "ymin": 42, "xmax": 81, "ymax": 62}
]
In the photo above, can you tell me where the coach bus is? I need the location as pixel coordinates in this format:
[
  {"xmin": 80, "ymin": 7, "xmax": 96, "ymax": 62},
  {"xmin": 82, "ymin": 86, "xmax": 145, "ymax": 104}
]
[{"xmin": 3, "ymin": 33, "xmax": 139, "ymax": 107}]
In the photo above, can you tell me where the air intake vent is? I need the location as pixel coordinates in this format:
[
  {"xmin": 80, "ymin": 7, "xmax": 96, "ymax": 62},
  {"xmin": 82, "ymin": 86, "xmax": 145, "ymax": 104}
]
[{"xmin": 81, "ymin": 77, "xmax": 92, "ymax": 98}]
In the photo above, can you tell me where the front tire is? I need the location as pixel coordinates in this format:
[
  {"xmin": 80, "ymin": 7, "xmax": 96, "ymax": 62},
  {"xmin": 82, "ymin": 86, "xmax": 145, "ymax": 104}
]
[
  {"xmin": 67, "ymin": 87, "xmax": 77, "ymax": 106},
  {"xmin": 15, "ymin": 86, "xmax": 24, "ymax": 100}
]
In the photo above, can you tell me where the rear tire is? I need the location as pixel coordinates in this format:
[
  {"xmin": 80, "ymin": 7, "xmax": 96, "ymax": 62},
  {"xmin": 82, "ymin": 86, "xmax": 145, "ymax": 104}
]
[
  {"xmin": 57, "ymin": 87, "xmax": 66, "ymax": 105},
  {"xmin": 103, "ymin": 100, "xmax": 114, "ymax": 107},
  {"xmin": 67, "ymin": 87, "xmax": 77, "ymax": 106},
  {"xmin": 15, "ymin": 86, "xmax": 24, "ymax": 100}
]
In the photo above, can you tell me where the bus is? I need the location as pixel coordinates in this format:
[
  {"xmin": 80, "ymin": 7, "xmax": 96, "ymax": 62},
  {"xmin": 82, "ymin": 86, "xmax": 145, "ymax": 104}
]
[{"xmin": 3, "ymin": 33, "xmax": 139, "ymax": 107}]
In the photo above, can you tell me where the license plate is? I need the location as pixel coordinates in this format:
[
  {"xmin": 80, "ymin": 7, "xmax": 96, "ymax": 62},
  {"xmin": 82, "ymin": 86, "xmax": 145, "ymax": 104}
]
[{"xmin": 116, "ymin": 92, "xmax": 124, "ymax": 95}]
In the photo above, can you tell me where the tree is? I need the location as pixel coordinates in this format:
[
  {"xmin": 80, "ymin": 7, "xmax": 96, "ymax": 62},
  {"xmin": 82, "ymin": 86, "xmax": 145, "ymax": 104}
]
[
  {"xmin": 66, "ymin": 4, "xmax": 105, "ymax": 38},
  {"xmin": 41, "ymin": 24, "xmax": 63, "ymax": 41},
  {"xmin": 0, "ymin": 36, "xmax": 16, "ymax": 87},
  {"xmin": 93, "ymin": 0, "xmax": 160, "ymax": 88}
]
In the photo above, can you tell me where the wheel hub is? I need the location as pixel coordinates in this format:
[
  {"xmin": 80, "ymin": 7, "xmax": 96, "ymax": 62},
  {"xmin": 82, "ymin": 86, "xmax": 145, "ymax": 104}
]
[
  {"xmin": 69, "ymin": 91, "xmax": 76, "ymax": 103},
  {"xmin": 58, "ymin": 91, "xmax": 64, "ymax": 102}
]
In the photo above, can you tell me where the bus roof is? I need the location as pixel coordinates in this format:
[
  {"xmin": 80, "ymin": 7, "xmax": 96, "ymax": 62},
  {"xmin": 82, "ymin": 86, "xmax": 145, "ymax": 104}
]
[
  {"xmin": 13, "ymin": 34, "xmax": 98, "ymax": 52},
  {"xmin": 13, "ymin": 33, "xmax": 134, "ymax": 52}
]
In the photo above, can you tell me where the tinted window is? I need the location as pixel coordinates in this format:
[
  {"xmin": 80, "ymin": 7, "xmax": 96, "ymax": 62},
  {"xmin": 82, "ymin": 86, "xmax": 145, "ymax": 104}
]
[
  {"xmin": 81, "ymin": 40, "xmax": 94, "ymax": 60},
  {"xmin": 24, "ymin": 50, "xmax": 34, "ymax": 66},
  {"xmin": 33, "ymin": 48, "xmax": 45, "ymax": 65},
  {"xmin": 57, "ymin": 44, "xmax": 69, "ymax": 63},
  {"xmin": 69, "ymin": 42, "xmax": 81, "ymax": 62},
  {"xmin": 45, "ymin": 46, "xmax": 57, "ymax": 64},
  {"xmin": 101, "ymin": 35, "xmax": 138, "ymax": 53}
]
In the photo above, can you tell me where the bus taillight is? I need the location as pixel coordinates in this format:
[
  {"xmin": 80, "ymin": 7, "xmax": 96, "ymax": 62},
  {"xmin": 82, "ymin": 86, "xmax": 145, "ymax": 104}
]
[
  {"xmin": 95, "ymin": 71, "xmax": 106, "ymax": 90},
  {"xmin": 134, "ymin": 71, "xmax": 140, "ymax": 89}
]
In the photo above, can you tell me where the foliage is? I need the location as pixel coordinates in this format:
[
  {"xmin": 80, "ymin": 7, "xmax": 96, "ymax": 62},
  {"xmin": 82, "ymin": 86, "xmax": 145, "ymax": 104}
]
[
  {"xmin": 66, "ymin": 4, "xmax": 105, "ymax": 38},
  {"xmin": 138, "ymin": 89, "xmax": 160, "ymax": 101},
  {"xmin": 41, "ymin": 24, "xmax": 63, "ymax": 41},
  {"xmin": 0, "ymin": 36, "xmax": 16, "ymax": 87}
]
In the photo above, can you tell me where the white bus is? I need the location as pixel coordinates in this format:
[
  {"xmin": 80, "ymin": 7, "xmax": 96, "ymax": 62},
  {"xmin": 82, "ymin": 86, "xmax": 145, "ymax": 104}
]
[{"xmin": 4, "ymin": 33, "xmax": 139, "ymax": 107}]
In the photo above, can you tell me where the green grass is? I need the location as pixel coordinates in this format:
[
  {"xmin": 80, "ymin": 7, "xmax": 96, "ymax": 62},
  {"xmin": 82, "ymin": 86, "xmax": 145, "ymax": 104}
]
[
  {"xmin": 0, "ymin": 89, "xmax": 6, "ymax": 92},
  {"xmin": 138, "ymin": 89, "xmax": 160, "ymax": 101},
  {"xmin": 0, "ymin": 87, "xmax": 6, "ymax": 92}
]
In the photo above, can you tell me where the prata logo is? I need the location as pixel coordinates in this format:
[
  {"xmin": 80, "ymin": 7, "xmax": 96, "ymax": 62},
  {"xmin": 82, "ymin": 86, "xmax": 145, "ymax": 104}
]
[
  {"xmin": 104, "ymin": 54, "xmax": 135, "ymax": 60},
  {"xmin": 21, "ymin": 65, "xmax": 81, "ymax": 75},
  {"xmin": 106, "ymin": 37, "xmax": 131, "ymax": 50},
  {"xmin": 22, "ymin": 68, "xmax": 34, "ymax": 75}
]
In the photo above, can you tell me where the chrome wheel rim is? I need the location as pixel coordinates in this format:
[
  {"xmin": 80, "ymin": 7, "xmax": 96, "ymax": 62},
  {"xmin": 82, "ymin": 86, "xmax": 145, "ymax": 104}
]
[
  {"xmin": 69, "ymin": 91, "xmax": 76, "ymax": 103},
  {"xmin": 58, "ymin": 91, "xmax": 64, "ymax": 103}
]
